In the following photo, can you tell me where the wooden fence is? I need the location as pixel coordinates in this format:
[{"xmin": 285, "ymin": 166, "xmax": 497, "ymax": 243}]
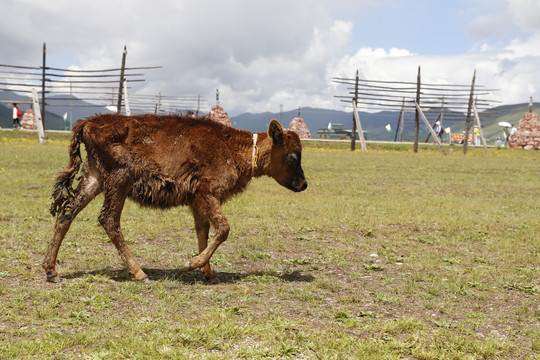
[
  {"xmin": 0, "ymin": 43, "xmax": 208, "ymax": 128},
  {"xmin": 333, "ymin": 67, "xmax": 499, "ymax": 154}
]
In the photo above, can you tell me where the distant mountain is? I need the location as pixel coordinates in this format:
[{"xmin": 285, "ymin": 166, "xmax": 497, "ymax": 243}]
[
  {"xmin": 230, "ymin": 107, "xmax": 402, "ymax": 140},
  {"xmin": 231, "ymin": 103, "xmax": 540, "ymax": 143}
]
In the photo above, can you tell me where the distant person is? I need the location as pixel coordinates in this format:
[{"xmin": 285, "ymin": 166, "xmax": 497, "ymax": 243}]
[
  {"xmin": 474, "ymin": 127, "xmax": 481, "ymax": 146},
  {"xmin": 12, "ymin": 103, "xmax": 22, "ymax": 129},
  {"xmin": 433, "ymin": 120, "xmax": 444, "ymax": 143},
  {"xmin": 504, "ymin": 124, "xmax": 517, "ymax": 147}
]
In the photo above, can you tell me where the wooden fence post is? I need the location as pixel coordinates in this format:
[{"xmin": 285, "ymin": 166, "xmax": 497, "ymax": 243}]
[
  {"xmin": 440, "ymin": 95, "xmax": 445, "ymax": 130},
  {"xmin": 123, "ymin": 79, "xmax": 130, "ymax": 116},
  {"xmin": 414, "ymin": 66, "xmax": 421, "ymax": 153},
  {"xmin": 69, "ymin": 82, "xmax": 73, "ymax": 129},
  {"xmin": 399, "ymin": 97, "xmax": 405, "ymax": 142},
  {"xmin": 414, "ymin": 100, "xmax": 446, "ymax": 155},
  {"xmin": 117, "ymin": 46, "xmax": 127, "ymax": 114},
  {"xmin": 473, "ymin": 98, "xmax": 488, "ymax": 154},
  {"xmin": 351, "ymin": 70, "xmax": 359, "ymax": 151},
  {"xmin": 41, "ymin": 42, "xmax": 46, "ymax": 128},
  {"xmin": 462, "ymin": 69, "xmax": 476, "ymax": 155},
  {"xmin": 425, "ymin": 96, "xmax": 445, "ymax": 143},
  {"xmin": 352, "ymin": 100, "xmax": 368, "ymax": 153},
  {"xmin": 155, "ymin": 92, "xmax": 161, "ymax": 114},
  {"xmin": 31, "ymin": 88, "xmax": 46, "ymax": 144},
  {"xmin": 394, "ymin": 97, "xmax": 405, "ymax": 142}
]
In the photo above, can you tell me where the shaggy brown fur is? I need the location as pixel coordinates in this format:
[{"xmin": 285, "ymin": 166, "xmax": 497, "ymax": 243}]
[{"xmin": 43, "ymin": 113, "xmax": 307, "ymax": 282}]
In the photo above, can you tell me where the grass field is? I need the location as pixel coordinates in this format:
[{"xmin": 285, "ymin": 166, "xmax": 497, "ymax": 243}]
[{"xmin": 0, "ymin": 129, "xmax": 539, "ymax": 359}]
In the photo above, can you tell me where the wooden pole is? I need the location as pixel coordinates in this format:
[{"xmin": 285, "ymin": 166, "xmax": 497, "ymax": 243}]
[
  {"xmin": 155, "ymin": 92, "xmax": 161, "ymax": 114},
  {"xmin": 123, "ymin": 79, "xmax": 130, "ymax": 116},
  {"xmin": 393, "ymin": 113, "xmax": 400, "ymax": 142},
  {"xmin": 69, "ymin": 82, "xmax": 73, "ymax": 129},
  {"xmin": 393, "ymin": 97, "xmax": 404, "ymax": 142},
  {"xmin": 424, "ymin": 113, "xmax": 441, "ymax": 143},
  {"xmin": 414, "ymin": 100, "xmax": 446, "ymax": 155},
  {"xmin": 414, "ymin": 66, "xmax": 421, "ymax": 153},
  {"xmin": 473, "ymin": 98, "xmax": 488, "ymax": 154},
  {"xmin": 117, "ymin": 46, "xmax": 127, "ymax": 114},
  {"xmin": 31, "ymin": 88, "xmax": 46, "ymax": 144},
  {"xmin": 529, "ymin": 96, "xmax": 533, "ymax": 113},
  {"xmin": 399, "ymin": 97, "xmax": 404, "ymax": 142},
  {"xmin": 424, "ymin": 96, "xmax": 445, "ymax": 143},
  {"xmin": 462, "ymin": 69, "xmax": 476, "ymax": 155},
  {"xmin": 440, "ymin": 96, "xmax": 445, "ymax": 125},
  {"xmin": 41, "ymin": 42, "xmax": 46, "ymax": 128},
  {"xmin": 351, "ymin": 70, "xmax": 359, "ymax": 151},
  {"xmin": 352, "ymin": 100, "xmax": 368, "ymax": 153}
]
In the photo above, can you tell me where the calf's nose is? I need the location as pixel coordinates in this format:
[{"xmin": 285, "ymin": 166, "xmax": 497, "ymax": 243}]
[{"xmin": 295, "ymin": 179, "xmax": 308, "ymax": 192}]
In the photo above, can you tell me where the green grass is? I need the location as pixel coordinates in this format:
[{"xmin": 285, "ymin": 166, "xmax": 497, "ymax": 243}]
[{"xmin": 1, "ymin": 129, "xmax": 539, "ymax": 359}]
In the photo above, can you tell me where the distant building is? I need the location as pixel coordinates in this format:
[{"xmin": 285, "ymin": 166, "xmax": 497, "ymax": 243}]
[{"xmin": 317, "ymin": 123, "xmax": 366, "ymax": 140}]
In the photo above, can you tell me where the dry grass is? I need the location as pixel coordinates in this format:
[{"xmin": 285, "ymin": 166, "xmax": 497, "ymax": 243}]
[{"xmin": 0, "ymin": 129, "xmax": 539, "ymax": 359}]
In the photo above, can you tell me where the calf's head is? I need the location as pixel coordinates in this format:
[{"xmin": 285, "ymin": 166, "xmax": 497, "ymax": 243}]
[{"xmin": 267, "ymin": 119, "xmax": 308, "ymax": 192}]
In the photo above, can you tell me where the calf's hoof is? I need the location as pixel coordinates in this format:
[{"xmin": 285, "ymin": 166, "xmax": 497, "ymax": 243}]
[
  {"xmin": 200, "ymin": 267, "xmax": 216, "ymax": 280},
  {"xmin": 181, "ymin": 259, "xmax": 197, "ymax": 272},
  {"xmin": 132, "ymin": 269, "xmax": 148, "ymax": 282},
  {"xmin": 47, "ymin": 274, "xmax": 60, "ymax": 283},
  {"xmin": 45, "ymin": 269, "xmax": 60, "ymax": 283}
]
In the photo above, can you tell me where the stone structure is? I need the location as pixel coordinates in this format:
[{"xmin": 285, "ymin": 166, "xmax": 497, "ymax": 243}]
[
  {"xmin": 508, "ymin": 112, "xmax": 540, "ymax": 150},
  {"xmin": 288, "ymin": 117, "xmax": 311, "ymax": 139},
  {"xmin": 19, "ymin": 109, "xmax": 37, "ymax": 130},
  {"xmin": 208, "ymin": 105, "xmax": 231, "ymax": 127}
]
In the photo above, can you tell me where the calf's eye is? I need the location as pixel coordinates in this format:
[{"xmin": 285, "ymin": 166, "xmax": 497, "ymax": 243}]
[{"xmin": 287, "ymin": 153, "xmax": 298, "ymax": 165}]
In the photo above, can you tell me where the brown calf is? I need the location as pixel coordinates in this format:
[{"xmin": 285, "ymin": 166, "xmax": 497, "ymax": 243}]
[{"xmin": 43, "ymin": 114, "xmax": 307, "ymax": 282}]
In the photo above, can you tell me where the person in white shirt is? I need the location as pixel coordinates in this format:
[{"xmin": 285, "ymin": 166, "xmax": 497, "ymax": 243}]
[
  {"xmin": 12, "ymin": 103, "xmax": 21, "ymax": 129},
  {"xmin": 504, "ymin": 124, "xmax": 517, "ymax": 147}
]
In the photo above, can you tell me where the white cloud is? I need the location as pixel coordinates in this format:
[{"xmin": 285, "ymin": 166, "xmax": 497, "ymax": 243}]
[
  {"xmin": 2, "ymin": 0, "xmax": 540, "ymax": 116},
  {"xmin": 468, "ymin": 13, "xmax": 517, "ymax": 41},
  {"xmin": 507, "ymin": 0, "xmax": 540, "ymax": 31}
]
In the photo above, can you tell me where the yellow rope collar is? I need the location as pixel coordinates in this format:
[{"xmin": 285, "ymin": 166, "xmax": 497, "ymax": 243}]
[{"xmin": 251, "ymin": 133, "xmax": 259, "ymax": 177}]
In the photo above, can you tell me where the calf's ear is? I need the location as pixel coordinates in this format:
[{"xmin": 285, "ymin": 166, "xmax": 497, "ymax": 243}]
[{"xmin": 268, "ymin": 119, "xmax": 284, "ymax": 145}]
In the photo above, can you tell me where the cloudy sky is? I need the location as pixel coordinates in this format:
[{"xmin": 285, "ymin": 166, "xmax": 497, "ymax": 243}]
[{"xmin": 2, "ymin": 0, "xmax": 540, "ymax": 115}]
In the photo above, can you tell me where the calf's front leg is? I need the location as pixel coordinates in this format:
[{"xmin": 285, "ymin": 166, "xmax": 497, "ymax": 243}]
[
  {"xmin": 192, "ymin": 211, "xmax": 215, "ymax": 279},
  {"xmin": 182, "ymin": 195, "xmax": 229, "ymax": 276}
]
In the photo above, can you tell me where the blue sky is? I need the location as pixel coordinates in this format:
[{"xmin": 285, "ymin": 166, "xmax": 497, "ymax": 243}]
[
  {"xmin": 351, "ymin": 1, "xmax": 473, "ymax": 54},
  {"xmin": 1, "ymin": 0, "xmax": 540, "ymax": 115}
]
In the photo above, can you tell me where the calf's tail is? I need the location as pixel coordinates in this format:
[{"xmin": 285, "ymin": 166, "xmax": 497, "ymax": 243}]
[{"xmin": 50, "ymin": 122, "xmax": 85, "ymax": 217}]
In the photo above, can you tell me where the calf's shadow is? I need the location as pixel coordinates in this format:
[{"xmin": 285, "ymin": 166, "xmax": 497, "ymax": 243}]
[{"xmin": 62, "ymin": 267, "xmax": 314, "ymax": 284}]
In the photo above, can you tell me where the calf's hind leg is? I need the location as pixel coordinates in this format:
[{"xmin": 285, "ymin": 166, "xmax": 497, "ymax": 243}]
[
  {"xmin": 42, "ymin": 171, "xmax": 102, "ymax": 282},
  {"xmin": 98, "ymin": 183, "xmax": 148, "ymax": 282}
]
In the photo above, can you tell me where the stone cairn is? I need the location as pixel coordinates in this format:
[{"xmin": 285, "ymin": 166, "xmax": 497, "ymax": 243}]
[
  {"xmin": 209, "ymin": 105, "xmax": 231, "ymax": 127},
  {"xmin": 19, "ymin": 109, "xmax": 37, "ymax": 130},
  {"xmin": 287, "ymin": 107, "xmax": 311, "ymax": 139},
  {"xmin": 508, "ymin": 112, "xmax": 540, "ymax": 150},
  {"xmin": 288, "ymin": 117, "xmax": 311, "ymax": 139},
  {"xmin": 208, "ymin": 89, "xmax": 232, "ymax": 127}
]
